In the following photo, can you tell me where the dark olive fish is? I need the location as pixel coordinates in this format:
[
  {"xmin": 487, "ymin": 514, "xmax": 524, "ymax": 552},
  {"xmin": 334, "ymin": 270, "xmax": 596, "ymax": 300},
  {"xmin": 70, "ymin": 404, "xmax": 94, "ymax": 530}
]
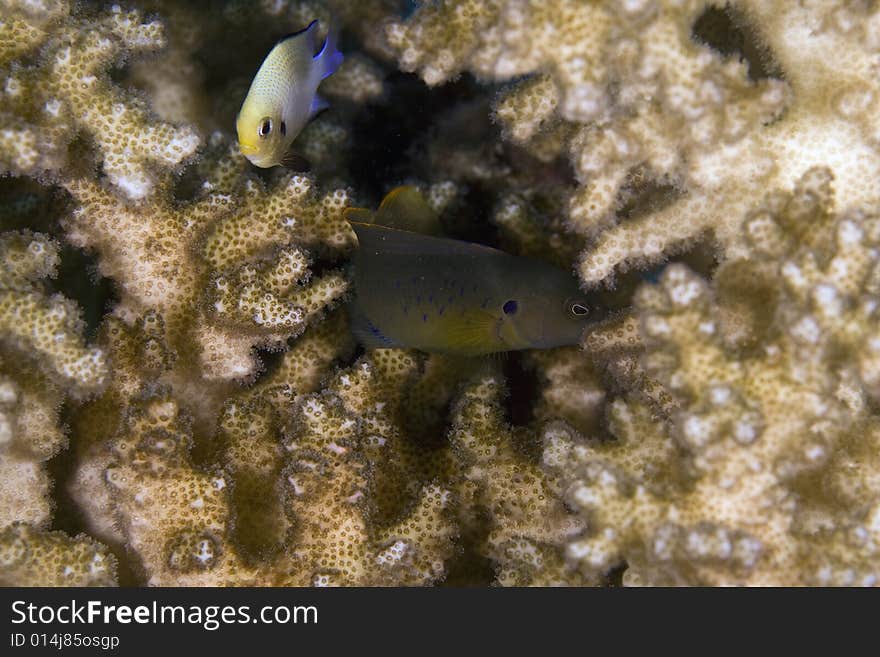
[{"xmin": 345, "ymin": 187, "xmax": 601, "ymax": 356}]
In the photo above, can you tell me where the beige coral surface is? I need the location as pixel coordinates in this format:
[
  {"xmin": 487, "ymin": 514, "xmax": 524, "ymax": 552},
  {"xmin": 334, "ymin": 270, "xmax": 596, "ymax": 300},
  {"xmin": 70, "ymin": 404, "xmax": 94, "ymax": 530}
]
[{"xmin": 1, "ymin": 0, "xmax": 879, "ymax": 586}]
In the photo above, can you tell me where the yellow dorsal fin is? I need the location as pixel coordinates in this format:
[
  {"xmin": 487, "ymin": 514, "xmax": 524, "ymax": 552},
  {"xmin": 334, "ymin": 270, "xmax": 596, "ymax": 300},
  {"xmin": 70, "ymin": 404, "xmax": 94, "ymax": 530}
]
[
  {"xmin": 343, "ymin": 207, "xmax": 374, "ymax": 224},
  {"xmin": 376, "ymin": 185, "xmax": 443, "ymax": 235}
]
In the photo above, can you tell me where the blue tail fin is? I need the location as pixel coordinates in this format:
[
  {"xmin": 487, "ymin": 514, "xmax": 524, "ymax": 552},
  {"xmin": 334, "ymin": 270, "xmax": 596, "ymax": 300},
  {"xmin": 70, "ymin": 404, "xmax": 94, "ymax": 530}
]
[
  {"xmin": 309, "ymin": 94, "xmax": 329, "ymax": 119},
  {"xmin": 315, "ymin": 22, "xmax": 344, "ymax": 80}
]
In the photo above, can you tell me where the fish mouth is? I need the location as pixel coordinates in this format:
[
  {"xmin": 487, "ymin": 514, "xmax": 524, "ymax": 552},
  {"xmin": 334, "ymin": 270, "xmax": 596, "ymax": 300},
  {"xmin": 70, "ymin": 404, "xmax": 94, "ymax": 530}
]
[
  {"xmin": 237, "ymin": 143, "xmax": 277, "ymax": 168},
  {"xmin": 238, "ymin": 142, "xmax": 259, "ymax": 157}
]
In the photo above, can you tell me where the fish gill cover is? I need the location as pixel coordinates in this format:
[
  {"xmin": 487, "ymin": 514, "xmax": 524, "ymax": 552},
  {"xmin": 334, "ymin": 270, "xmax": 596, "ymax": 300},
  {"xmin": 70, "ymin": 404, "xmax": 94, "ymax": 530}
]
[{"xmin": 0, "ymin": 0, "xmax": 879, "ymax": 586}]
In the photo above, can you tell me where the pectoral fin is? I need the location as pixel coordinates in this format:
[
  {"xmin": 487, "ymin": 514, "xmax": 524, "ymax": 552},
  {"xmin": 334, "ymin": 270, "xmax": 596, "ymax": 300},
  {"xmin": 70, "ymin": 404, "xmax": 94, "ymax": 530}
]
[
  {"xmin": 281, "ymin": 150, "xmax": 311, "ymax": 171},
  {"xmin": 441, "ymin": 310, "xmax": 502, "ymax": 355}
]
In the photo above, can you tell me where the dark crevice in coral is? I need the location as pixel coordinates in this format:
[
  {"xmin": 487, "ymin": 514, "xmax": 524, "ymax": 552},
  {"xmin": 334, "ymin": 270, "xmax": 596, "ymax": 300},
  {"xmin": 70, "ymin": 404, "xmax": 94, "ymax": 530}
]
[
  {"xmin": 714, "ymin": 258, "xmax": 782, "ymax": 356},
  {"xmin": 601, "ymin": 173, "xmax": 684, "ymax": 305},
  {"xmin": 399, "ymin": 404, "xmax": 455, "ymax": 450},
  {"xmin": 0, "ymin": 179, "xmax": 115, "ymax": 338},
  {"xmin": 446, "ymin": 180, "xmax": 503, "ymax": 247},
  {"xmin": 348, "ymin": 72, "xmax": 487, "ymax": 205},
  {"xmin": 440, "ymin": 513, "xmax": 496, "ymax": 587},
  {"xmin": 595, "ymin": 234, "xmax": 721, "ymax": 311},
  {"xmin": 66, "ymin": 134, "xmax": 102, "ymax": 181},
  {"xmin": 228, "ymin": 479, "xmax": 288, "ymax": 565},
  {"xmin": 247, "ymin": 345, "xmax": 286, "ymax": 387},
  {"xmin": 398, "ymin": 359, "xmax": 469, "ymax": 450},
  {"xmin": 309, "ymin": 252, "xmax": 350, "ymax": 278},
  {"xmin": 0, "ymin": 178, "xmax": 60, "ymax": 232},
  {"xmin": 440, "ymin": 551, "xmax": 495, "ymax": 587},
  {"xmin": 55, "ymin": 244, "xmax": 117, "ymax": 339},
  {"xmin": 169, "ymin": 165, "xmax": 208, "ymax": 203},
  {"xmin": 106, "ymin": 62, "xmax": 129, "ymax": 86},
  {"xmin": 692, "ymin": 4, "xmax": 783, "ymax": 81},
  {"xmin": 48, "ymin": 403, "xmax": 142, "ymax": 586},
  {"xmin": 589, "ymin": 397, "xmax": 622, "ymax": 445},
  {"xmin": 592, "ymin": 272, "xmax": 645, "ymax": 312},
  {"xmin": 341, "ymin": 342, "xmax": 366, "ymax": 371},
  {"xmin": 184, "ymin": 381, "xmax": 232, "ymax": 468},
  {"xmin": 674, "ymin": 235, "xmax": 720, "ymax": 280},
  {"xmin": 46, "ymin": 412, "xmax": 87, "ymax": 539},
  {"xmin": 603, "ymin": 561, "xmax": 628, "ymax": 587},
  {"xmin": 505, "ymin": 142, "xmax": 578, "ymax": 189},
  {"xmin": 502, "ymin": 351, "xmax": 539, "ymax": 429},
  {"xmin": 616, "ymin": 175, "xmax": 682, "ymax": 224}
]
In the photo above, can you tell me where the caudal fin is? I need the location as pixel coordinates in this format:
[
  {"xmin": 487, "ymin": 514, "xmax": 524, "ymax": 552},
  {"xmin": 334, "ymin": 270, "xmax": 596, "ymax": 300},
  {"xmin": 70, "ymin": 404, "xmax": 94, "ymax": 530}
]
[{"xmin": 315, "ymin": 23, "xmax": 344, "ymax": 80}]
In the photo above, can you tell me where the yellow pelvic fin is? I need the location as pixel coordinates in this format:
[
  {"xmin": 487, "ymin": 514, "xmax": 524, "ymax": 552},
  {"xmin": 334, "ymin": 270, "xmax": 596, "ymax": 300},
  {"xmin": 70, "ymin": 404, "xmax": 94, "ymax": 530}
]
[{"xmin": 376, "ymin": 185, "xmax": 442, "ymax": 235}]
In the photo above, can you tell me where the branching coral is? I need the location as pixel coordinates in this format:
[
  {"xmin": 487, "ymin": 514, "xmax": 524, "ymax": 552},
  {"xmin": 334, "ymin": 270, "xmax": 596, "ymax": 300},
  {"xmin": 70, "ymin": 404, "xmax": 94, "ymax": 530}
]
[
  {"xmin": 0, "ymin": 1, "xmax": 199, "ymax": 199},
  {"xmin": 2, "ymin": 0, "xmax": 879, "ymax": 587},
  {"xmin": 63, "ymin": 143, "xmax": 352, "ymax": 384},
  {"xmin": 388, "ymin": 1, "xmax": 880, "ymax": 289},
  {"xmin": 0, "ymin": 358, "xmax": 64, "ymax": 531},
  {"xmin": 548, "ymin": 169, "xmax": 880, "ymax": 585},
  {"xmin": 99, "ymin": 343, "xmax": 458, "ymax": 586},
  {"xmin": 0, "ymin": 522, "xmax": 116, "ymax": 586},
  {"xmin": 0, "ymin": 229, "xmax": 114, "ymax": 584},
  {"xmin": 0, "ymin": 230, "xmax": 105, "ymax": 533},
  {"xmin": 0, "ymin": 231, "xmax": 106, "ymax": 392},
  {"xmin": 447, "ymin": 370, "xmax": 587, "ymax": 585}
]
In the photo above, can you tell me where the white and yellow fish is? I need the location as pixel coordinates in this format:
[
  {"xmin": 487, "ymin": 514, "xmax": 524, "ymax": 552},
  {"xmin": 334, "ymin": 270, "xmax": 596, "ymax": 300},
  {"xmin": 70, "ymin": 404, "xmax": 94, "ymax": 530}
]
[{"xmin": 236, "ymin": 20, "xmax": 343, "ymax": 168}]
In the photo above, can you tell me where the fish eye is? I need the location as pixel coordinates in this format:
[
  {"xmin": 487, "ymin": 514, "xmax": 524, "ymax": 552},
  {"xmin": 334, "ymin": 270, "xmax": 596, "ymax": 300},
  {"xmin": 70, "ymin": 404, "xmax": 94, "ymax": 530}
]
[
  {"xmin": 502, "ymin": 300, "xmax": 518, "ymax": 315},
  {"xmin": 570, "ymin": 302, "xmax": 589, "ymax": 317},
  {"xmin": 258, "ymin": 117, "xmax": 273, "ymax": 138}
]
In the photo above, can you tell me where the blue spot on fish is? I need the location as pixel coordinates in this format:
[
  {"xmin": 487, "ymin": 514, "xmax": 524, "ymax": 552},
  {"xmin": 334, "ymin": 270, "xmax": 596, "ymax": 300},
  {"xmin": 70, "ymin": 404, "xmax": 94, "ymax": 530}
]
[
  {"xmin": 422, "ymin": 313, "xmax": 428, "ymax": 322},
  {"xmin": 439, "ymin": 306, "xmax": 445, "ymax": 316},
  {"xmin": 459, "ymin": 285, "xmax": 465, "ymax": 297}
]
